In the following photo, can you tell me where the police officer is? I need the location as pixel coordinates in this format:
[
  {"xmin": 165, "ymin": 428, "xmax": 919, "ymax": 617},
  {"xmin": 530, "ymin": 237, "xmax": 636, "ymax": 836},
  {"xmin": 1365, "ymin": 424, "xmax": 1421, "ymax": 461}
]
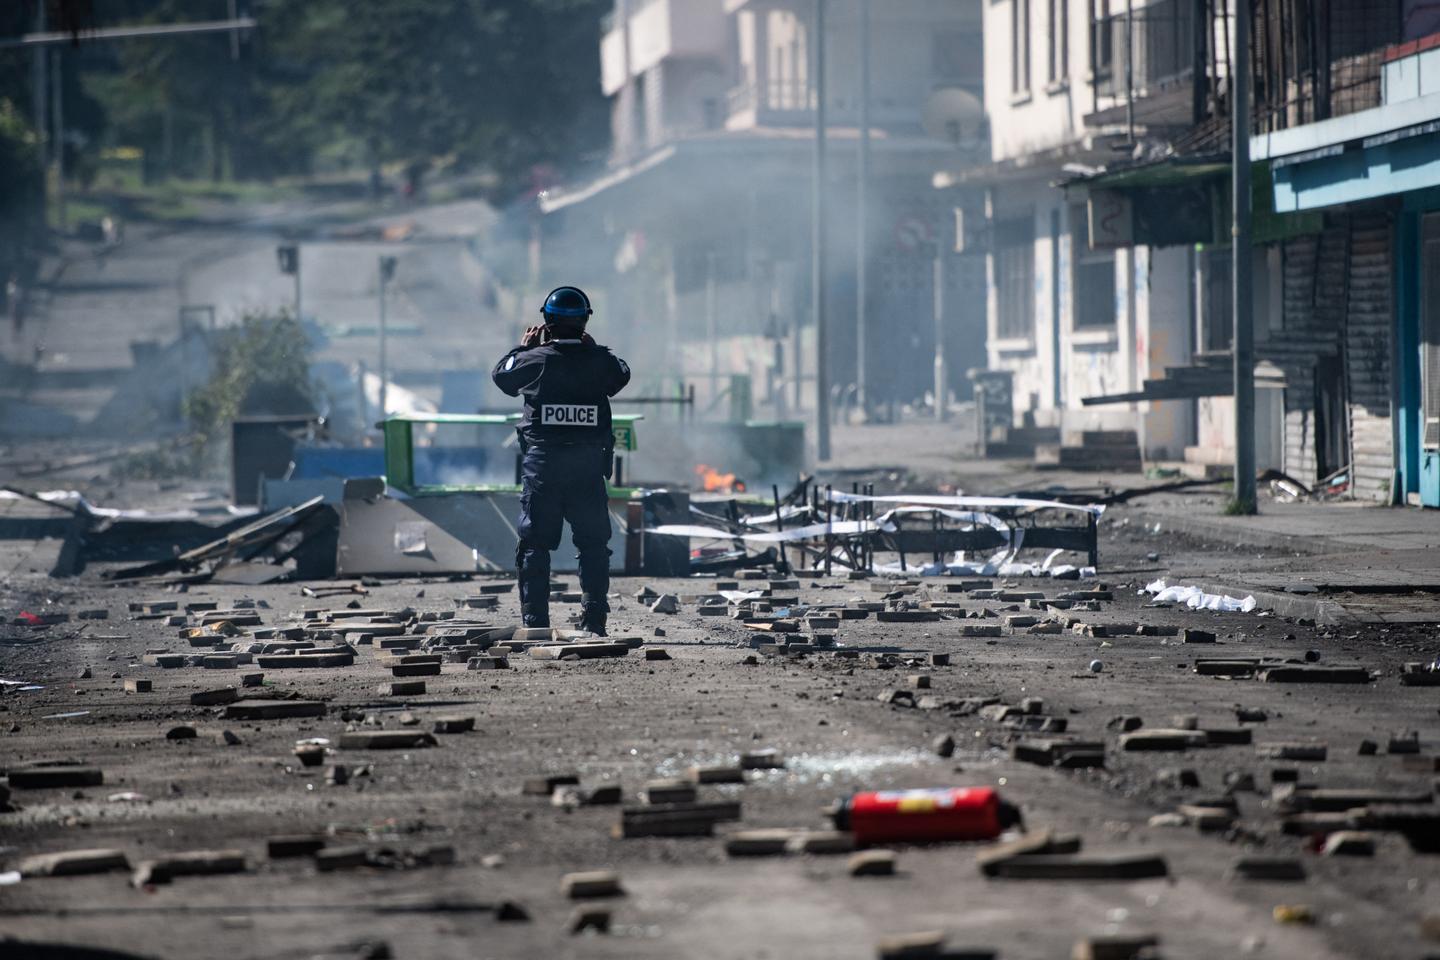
[{"xmin": 492, "ymin": 286, "xmax": 630, "ymax": 635}]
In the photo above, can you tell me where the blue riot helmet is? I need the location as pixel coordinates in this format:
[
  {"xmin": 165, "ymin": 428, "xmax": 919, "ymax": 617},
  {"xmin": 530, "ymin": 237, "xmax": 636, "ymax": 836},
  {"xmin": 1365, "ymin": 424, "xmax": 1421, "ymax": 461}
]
[{"xmin": 540, "ymin": 286, "xmax": 593, "ymax": 324}]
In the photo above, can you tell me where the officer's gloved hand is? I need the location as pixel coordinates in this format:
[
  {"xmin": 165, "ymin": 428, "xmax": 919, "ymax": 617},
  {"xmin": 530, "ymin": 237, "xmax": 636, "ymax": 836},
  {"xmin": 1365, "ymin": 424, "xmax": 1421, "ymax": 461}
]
[{"xmin": 521, "ymin": 325, "xmax": 544, "ymax": 348}]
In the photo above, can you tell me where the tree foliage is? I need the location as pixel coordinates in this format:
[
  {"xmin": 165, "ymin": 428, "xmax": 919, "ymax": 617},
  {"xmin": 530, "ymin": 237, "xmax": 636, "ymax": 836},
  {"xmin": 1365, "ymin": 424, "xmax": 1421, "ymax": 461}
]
[
  {"xmin": 183, "ymin": 310, "xmax": 314, "ymax": 460},
  {"xmin": 27, "ymin": 0, "xmax": 613, "ymax": 193}
]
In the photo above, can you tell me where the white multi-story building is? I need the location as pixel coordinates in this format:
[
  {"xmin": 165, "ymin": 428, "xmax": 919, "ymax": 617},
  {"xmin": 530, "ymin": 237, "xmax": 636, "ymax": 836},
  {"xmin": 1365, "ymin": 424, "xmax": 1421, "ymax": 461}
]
[{"xmin": 539, "ymin": 0, "xmax": 986, "ymax": 433}]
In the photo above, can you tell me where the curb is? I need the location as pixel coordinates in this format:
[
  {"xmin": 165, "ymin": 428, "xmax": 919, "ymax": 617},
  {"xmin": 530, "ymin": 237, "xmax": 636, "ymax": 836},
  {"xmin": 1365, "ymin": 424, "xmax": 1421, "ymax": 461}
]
[
  {"xmin": 1122, "ymin": 507, "xmax": 1329, "ymax": 555},
  {"xmin": 1185, "ymin": 579, "xmax": 1365, "ymax": 627}
]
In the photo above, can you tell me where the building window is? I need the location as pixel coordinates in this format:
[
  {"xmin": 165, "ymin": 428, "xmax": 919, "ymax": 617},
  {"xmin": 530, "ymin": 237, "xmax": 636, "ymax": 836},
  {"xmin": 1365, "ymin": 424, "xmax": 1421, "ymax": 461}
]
[
  {"xmin": 1011, "ymin": 0, "xmax": 1031, "ymax": 94},
  {"xmin": 1073, "ymin": 238, "xmax": 1116, "ymax": 329},
  {"xmin": 1198, "ymin": 247, "xmax": 1232, "ymax": 352},
  {"xmin": 1048, "ymin": 0, "xmax": 1068, "ymax": 83},
  {"xmin": 1090, "ymin": 0, "xmax": 1113, "ymax": 77},
  {"xmin": 995, "ymin": 216, "xmax": 1035, "ymax": 340}
]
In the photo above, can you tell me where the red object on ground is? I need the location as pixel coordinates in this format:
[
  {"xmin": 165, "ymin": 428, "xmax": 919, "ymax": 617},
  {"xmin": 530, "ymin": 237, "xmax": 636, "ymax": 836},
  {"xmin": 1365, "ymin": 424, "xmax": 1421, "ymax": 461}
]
[
  {"xmin": 16, "ymin": 611, "xmax": 42, "ymax": 625},
  {"xmin": 833, "ymin": 786, "xmax": 1021, "ymax": 845}
]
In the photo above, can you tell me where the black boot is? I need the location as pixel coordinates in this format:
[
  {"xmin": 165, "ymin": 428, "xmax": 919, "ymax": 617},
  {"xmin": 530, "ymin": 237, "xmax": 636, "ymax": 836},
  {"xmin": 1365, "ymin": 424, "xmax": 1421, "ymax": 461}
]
[{"xmin": 578, "ymin": 603, "xmax": 607, "ymax": 637}]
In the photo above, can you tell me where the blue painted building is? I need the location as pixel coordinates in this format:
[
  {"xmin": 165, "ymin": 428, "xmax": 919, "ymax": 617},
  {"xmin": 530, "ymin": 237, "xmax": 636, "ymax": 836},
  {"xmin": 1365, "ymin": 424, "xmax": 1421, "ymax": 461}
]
[{"xmin": 1257, "ymin": 34, "xmax": 1440, "ymax": 507}]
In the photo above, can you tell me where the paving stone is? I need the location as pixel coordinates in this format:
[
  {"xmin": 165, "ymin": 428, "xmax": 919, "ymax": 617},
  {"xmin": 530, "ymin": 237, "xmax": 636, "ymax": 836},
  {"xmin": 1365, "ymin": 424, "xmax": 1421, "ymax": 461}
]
[
  {"xmin": 725, "ymin": 828, "xmax": 800, "ymax": 856},
  {"xmin": 433, "ymin": 716, "xmax": 475, "ymax": 734},
  {"xmin": 567, "ymin": 905, "xmax": 612, "ymax": 934},
  {"xmin": 1235, "ymin": 707, "xmax": 1269, "ymax": 723},
  {"xmin": 787, "ymin": 831, "xmax": 856, "ymax": 855},
  {"xmin": 984, "ymin": 852, "xmax": 1168, "ymax": 880},
  {"xmin": 189, "ymin": 688, "xmax": 238, "ymax": 707},
  {"xmin": 219, "ymin": 729, "xmax": 242, "ymax": 746},
  {"xmin": 878, "ymin": 689, "xmax": 917, "ymax": 707},
  {"xmin": 467, "ymin": 656, "xmax": 510, "ymax": 670},
  {"xmin": 8, "ymin": 764, "xmax": 105, "ymax": 789},
  {"xmin": 142, "ymin": 653, "xmax": 187, "ymax": 668},
  {"xmin": 1201, "ymin": 727, "xmax": 1253, "ymax": 745},
  {"xmin": 879, "ymin": 610, "xmax": 941, "ymax": 623},
  {"xmin": 1005, "ymin": 615, "xmax": 1040, "ymax": 629},
  {"xmin": 562, "ymin": 870, "xmax": 624, "ymax": 898},
  {"xmin": 123, "ymin": 678, "xmax": 152, "ymax": 693},
  {"xmin": 650, "ymin": 594, "xmax": 680, "ymax": 614},
  {"xmin": 529, "ymin": 642, "xmax": 630, "ymax": 660},
  {"xmin": 908, "ymin": 674, "xmax": 931, "ymax": 689},
  {"xmin": 1388, "ymin": 731, "xmax": 1421, "ymax": 754},
  {"xmin": 221, "ymin": 700, "xmax": 326, "ymax": 720},
  {"xmin": 848, "ymin": 849, "xmax": 898, "ymax": 876},
  {"xmin": 1322, "ymin": 831, "xmax": 1377, "ymax": 856},
  {"xmin": 644, "ymin": 648, "xmax": 672, "ymax": 661},
  {"xmin": 1230, "ymin": 857, "xmax": 1306, "ymax": 881},
  {"xmin": 975, "ymin": 828, "xmax": 1083, "ymax": 876},
  {"xmin": 1107, "ymin": 715, "xmax": 1143, "ymax": 732},
  {"xmin": 960, "ymin": 624, "xmax": 1002, "ymax": 637},
  {"xmin": 553, "ymin": 784, "xmax": 623, "ymax": 807},
  {"xmin": 640, "ymin": 779, "xmax": 696, "ymax": 805},
  {"xmin": 614, "ymin": 802, "xmax": 741, "ymax": 838},
  {"xmin": 266, "ymin": 835, "xmax": 327, "ymax": 858},
  {"xmin": 930, "ymin": 653, "xmax": 951, "ymax": 666},
  {"xmin": 254, "ymin": 652, "xmax": 354, "ymax": 669},
  {"xmin": 133, "ymin": 849, "xmax": 246, "ymax": 886},
  {"xmin": 165, "ymin": 725, "xmax": 198, "ymax": 741},
  {"xmin": 1182, "ymin": 629, "xmax": 1217, "ymax": 644},
  {"xmin": 1012, "ymin": 739, "xmax": 1106, "ymax": 768},
  {"xmin": 19, "ymin": 848, "xmax": 130, "ymax": 877},
  {"xmin": 932, "ymin": 733, "xmax": 956, "ymax": 758},
  {"xmin": 875, "ymin": 931, "xmax": 947, "ymax": 960},
  {"xmin": 1358, "ymin": 739, "xmax": 1379, "ymax": 756},
  {"xmin": 1259, "ymin": 665, "xmax": 1372, "ymax": 684},
  {"xmin": 978, "ymin": 704, "xmax": 1023, "ymax": 722},
  {"xmin": 1020, "ymin": 697, "xmax": 1045, "ymax": 715},
  {"xmin": 314, "ymin": 846, "xmax": 370, "ymax": 872},
  {"xmin": 337, "ymin": 731, "xmax": 437, "ymax": 750},
  {"xmin": 688, "ymin": 764, "xmax": 745, "ymax": 784},
  {"xmin": 1072, "ymin": 934, "xmax": 1161, "ymax": 960},
  {"xmin": 1257, "ymin": 742, "xmax": 1328, "ymax": 761},
  {"xmin": 524, "ymin": 774, "xmax": 581, "ymax": 795},
  {"xmin": 390, "ymin": 662, "xmax": 440, "ymax": 677},
  {"xmin": 1120, "ymin": 729, "xmax": 1208, "ymax": 751},
  {"xmin": 382, "ymin": 680, "xmax": 427, "ymax": 696},
  {"xmin": 740, "ymin": 749, "xmax": 785, "ymax": 770}
]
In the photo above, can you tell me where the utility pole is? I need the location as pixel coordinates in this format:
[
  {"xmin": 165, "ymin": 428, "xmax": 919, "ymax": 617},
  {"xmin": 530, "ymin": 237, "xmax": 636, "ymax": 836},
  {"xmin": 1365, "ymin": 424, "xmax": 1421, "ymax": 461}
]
[
  {"xmin": 1232, "ymin": 0, "xmax": 1256, "ymax": 512},
  {"xmin": 379, "ymin": 255, "xmax": 397, "ymax": 420},
  {"xmin": 276, "ymin": 243, "xmax": 301, "ymax": 320},
  {"xmin": 52, "ymin": 50, "xmax": 65, "ymax": 232},
  {"xmin": 32, "ymin": 3, "xmax": 46, "ymax": 181},
  {"xmin": 706, "ymin": 250, "xmax": 718, "ymax": 389},
  {"xmin": 812, "ymin": 0, "xmax": 831, "ymax": 461},
  {"xmin": 855, "ymin": 0, "xmax": 870, "ymax": 419},
  {"xmin": 933, "ymin": 242, "xmax": 947, "ymax": 421}
]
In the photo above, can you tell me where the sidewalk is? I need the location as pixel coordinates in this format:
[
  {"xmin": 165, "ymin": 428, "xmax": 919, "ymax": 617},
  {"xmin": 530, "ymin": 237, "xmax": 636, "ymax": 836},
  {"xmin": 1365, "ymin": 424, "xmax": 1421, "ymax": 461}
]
[{"xmin": 1120, "ymin": 493, "xmax": 1440, "ymax": 625}]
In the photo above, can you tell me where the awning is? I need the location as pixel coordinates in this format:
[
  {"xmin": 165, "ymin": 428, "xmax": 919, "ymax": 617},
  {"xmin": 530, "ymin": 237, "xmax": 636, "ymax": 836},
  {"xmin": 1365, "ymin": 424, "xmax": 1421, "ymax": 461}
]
[{"xmin": 1082, "ymin": 359, "xmax": 1285, "ymax": 406}]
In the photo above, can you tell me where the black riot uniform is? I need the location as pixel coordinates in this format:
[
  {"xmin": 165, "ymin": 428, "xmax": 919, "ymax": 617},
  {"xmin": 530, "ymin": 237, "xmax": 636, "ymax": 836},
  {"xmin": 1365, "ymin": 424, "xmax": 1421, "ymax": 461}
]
[{"xmin": 492, "ymin": 286, "xmax": 630, "ymax": 634}]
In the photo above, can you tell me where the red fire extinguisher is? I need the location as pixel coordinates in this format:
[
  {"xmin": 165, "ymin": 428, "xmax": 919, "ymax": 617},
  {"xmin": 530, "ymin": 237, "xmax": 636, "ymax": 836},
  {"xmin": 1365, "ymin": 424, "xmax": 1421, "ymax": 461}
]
[{"xmin": 832, "ymin": 786, "xmax": 1022, "ymax": 845}]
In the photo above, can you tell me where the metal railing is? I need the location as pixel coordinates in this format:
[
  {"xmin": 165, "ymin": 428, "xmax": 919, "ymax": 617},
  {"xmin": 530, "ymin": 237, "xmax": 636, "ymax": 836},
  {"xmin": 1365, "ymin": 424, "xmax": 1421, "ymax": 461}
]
[
  {"xmin": 726, "ymin": 78, "xmax": 816, "ymax": 117},
  {"xmin": 1092, "ymin": 0, "xmax": 1196, "ymax": 99}
]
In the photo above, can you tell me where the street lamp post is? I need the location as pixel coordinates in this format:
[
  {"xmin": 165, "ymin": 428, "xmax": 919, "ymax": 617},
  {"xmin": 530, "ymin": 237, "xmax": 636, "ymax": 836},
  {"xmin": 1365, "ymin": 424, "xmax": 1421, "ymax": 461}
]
[
  {"xmin": 378, "ymin": 254, "xmax": 398, "ymax": 420},
  {"xmin": 276, "ymin": 243, "xmax": 301, "ymax": 320}
]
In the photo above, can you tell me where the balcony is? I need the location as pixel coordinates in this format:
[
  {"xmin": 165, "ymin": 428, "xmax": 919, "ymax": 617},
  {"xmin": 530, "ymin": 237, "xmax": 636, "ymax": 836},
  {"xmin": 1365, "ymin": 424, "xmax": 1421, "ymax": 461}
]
[
  {"xmin": 601, "ymin": 0, "xmax": 727, "ymax": 95},
  {"xmin": 1092, "ymin": 0, "xmax": 1195, "ymax": 98}
]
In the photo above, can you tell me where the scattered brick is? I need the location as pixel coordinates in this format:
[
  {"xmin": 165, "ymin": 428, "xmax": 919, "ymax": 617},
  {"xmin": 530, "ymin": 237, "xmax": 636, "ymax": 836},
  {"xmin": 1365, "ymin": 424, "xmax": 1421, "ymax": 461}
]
[
  {"xmin": 1257, "ymin": 742, "xmax": 1328, "ymax": 761},
  {"xmin": 337, "ymin": 731, "xmax": 437, "ymax": 750},
  {"xmin": 1322, "ymin": 831, "xmax": 1376, "ymax": 856},
  {"xmin": 688, "ymin": 764, "xmax": 745, "ymax": 784},
  {"xmin": 267, "ymin": 835, "xmax": 327, "ymax": 858},
  {"xmin": 8, "ymin": 765, "xmax": 104, "ymax": 789},
  {"xmin": 19, "ymin": 848, "xmax": 130, "ymax": 877},
  {"xmin": 123, "ymin": 678, "xmax": 151, "ymax": 694},
  {"xmin": 1072, "ymin": 934, "xmax": 1161, "ymax": 960},
  {"xmin": 189, "ymin": 688, "xmax": 238, "ymax": 707},
  {"xmin": 1120, "ymin": 729, "xmax": 1207, "ymax": 751},
  {"xmin": 848, "ymin": 849, "xmax": 897, "ymax": 876},
  {"xmin": 133, "ymin": 849, "xmax": 246, "ymax": 886},
  {"xmin": 567, "ymin": 905, "xmax": 612, "ymax": 934},
  {"xmin": 433, "ymin": 716, "xmax": 475, "ymax": 734},
  {"xmin": 221, "ymin": 700, "xmax": 325, "ymax": 720},
  {"xmin": 562, "ymin": 870, "xmax": 624, "ymax": 898},
  {"xmin": 524, "ymin": 774, "xmax": 581, "ymax": 796},
  {"xmin": 640, "ymin": 779, "xmax": 696, "ymax": 805},
  {"xmin": 1230, "ymin": 857, "xmax": 1306, "ymax": 881},
  {"xmin": 984, "ymin": 852, "xmax": 1168, "ymax": 880}
]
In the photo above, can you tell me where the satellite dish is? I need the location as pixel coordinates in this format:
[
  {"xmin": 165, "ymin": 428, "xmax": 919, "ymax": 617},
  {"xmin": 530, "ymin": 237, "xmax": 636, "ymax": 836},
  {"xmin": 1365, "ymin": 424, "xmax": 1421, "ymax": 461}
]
[{"xmin": 922, "ymin": 88, "xmax": 985, "ymax": 150}]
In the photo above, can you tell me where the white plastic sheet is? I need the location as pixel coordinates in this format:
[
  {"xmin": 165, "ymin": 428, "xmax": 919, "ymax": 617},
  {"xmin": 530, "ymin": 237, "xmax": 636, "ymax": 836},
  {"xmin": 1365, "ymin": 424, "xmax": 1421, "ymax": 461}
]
[{"xmin": 1143, "ymin": 579, "xmax": 1258, "ymax": 612}]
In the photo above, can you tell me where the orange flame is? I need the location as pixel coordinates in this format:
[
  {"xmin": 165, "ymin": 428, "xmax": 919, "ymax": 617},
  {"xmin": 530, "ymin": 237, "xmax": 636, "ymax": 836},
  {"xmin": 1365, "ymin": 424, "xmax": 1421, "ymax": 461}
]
[{"xmin": 695, "ymin": 463, "xmax": 746, "ymax": 493}]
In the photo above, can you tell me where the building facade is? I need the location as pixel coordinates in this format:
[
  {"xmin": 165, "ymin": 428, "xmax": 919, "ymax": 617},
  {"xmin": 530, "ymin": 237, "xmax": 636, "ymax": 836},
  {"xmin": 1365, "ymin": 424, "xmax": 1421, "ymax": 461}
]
[{"xmin": 537, "ymin": 0, "xmax": 987, "ymax": 439}]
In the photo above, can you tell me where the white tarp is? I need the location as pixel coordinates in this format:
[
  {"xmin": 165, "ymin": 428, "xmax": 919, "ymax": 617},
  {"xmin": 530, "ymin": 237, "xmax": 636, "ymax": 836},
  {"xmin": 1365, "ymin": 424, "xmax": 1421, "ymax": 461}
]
[
  {"xmin": 827, "ymin": 490, "xmax": 1105, "ymax": 517},
  {"xmin": 1143, "ymin": 578, "xmax": 1258, "ymax": 612}
]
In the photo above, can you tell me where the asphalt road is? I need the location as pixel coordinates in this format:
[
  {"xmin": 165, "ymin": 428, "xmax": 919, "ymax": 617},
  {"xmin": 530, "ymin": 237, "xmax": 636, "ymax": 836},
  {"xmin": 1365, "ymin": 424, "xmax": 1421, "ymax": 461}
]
[{"xmin": 2, "ymin": 516, "xmax": 1438, "ymax": 960}]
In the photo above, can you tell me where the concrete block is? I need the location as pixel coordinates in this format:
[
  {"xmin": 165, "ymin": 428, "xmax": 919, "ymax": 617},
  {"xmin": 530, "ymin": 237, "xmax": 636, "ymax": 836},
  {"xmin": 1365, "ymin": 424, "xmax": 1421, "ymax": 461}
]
[
  {"xmin": 19, "ymin": 848, "xmax": 129, "ymax": 877},
  {"xmin": 123, "ymin": 678, "xmax": 152, "ymax": 693},
  {"xmin": 561, "ymin": 870, "xmax": 624, "ymax": 898}
]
